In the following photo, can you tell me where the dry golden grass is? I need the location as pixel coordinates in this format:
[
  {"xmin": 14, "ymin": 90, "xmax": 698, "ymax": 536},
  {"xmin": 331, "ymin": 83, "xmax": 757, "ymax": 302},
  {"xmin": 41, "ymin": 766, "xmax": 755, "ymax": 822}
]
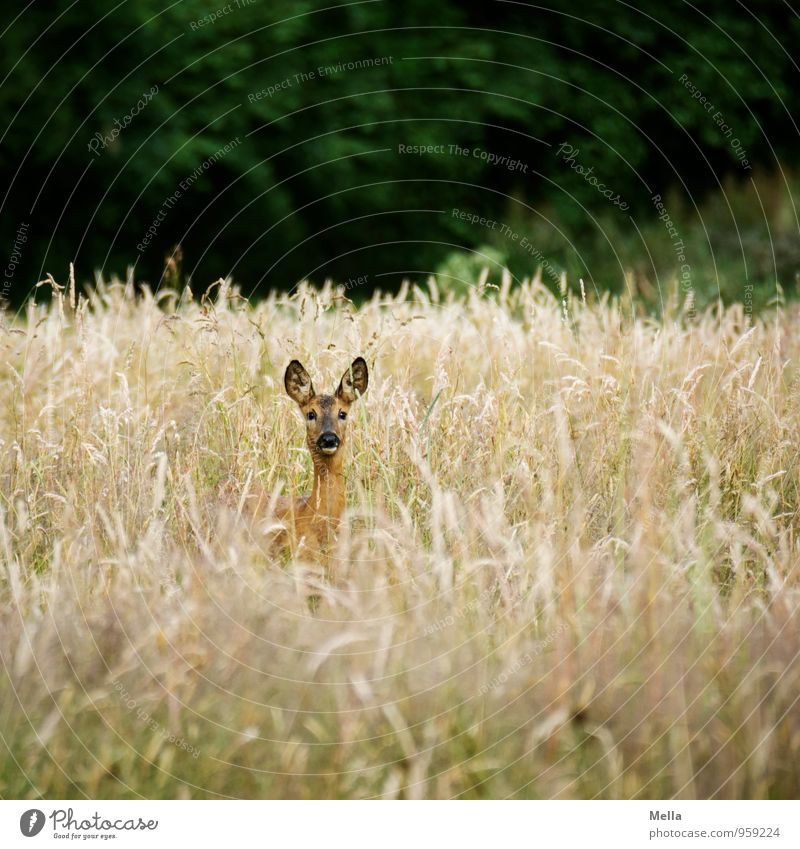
[{"xmin": 1, "ymin": 274, "xmax": 799, "ymax": 799}]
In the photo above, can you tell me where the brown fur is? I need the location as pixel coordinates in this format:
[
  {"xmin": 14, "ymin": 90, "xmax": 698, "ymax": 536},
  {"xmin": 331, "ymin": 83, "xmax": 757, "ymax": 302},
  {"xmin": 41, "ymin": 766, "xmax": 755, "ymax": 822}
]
[{"xmin": 229, "ymin": 358, "xmax": 368, "ymax": 555}]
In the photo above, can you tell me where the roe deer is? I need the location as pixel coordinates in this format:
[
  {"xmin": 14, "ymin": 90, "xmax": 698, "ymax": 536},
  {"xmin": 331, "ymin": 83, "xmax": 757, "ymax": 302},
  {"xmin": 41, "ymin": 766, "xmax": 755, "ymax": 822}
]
[{"xmin": 269, "ymin": 357, "xmax": 369, "ymax": 552}]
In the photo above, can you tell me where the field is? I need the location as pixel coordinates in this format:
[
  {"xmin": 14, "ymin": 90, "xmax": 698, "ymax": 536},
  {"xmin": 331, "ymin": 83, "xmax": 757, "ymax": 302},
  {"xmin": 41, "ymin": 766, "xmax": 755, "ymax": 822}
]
[{"xmin": 1, "ymin": 274, "xmax": 799, "ymax": 800}]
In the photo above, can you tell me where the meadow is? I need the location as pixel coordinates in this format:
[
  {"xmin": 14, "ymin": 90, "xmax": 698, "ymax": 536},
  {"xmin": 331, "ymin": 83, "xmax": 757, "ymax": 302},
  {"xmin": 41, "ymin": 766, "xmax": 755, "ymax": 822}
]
[{"xmin": 0, "ymin": 272, "xmax": 798, "ymax": 799}]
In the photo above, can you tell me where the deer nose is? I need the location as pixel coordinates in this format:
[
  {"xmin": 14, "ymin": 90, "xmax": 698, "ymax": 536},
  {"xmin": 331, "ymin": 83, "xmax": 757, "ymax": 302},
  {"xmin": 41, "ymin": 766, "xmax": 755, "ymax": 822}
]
[{"xmin": 317, "ymin": 432, "xmax": 340, "ymax": 453}]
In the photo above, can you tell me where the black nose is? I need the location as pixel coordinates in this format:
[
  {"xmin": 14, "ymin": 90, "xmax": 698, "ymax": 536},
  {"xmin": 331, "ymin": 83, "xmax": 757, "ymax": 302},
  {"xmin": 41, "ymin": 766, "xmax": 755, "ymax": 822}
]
[{"xmin": 317, "ymin": 432, "xmax": 340, "ymax": 450}]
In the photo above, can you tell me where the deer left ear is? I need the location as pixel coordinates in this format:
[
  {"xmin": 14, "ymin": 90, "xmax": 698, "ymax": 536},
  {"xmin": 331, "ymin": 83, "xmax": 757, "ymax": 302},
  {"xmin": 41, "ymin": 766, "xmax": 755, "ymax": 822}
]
[
  {"xmin": 285, "ymin": 360, "xmax": 315, "ymax": 406},
  {"xmin": 336, "ymin": 357, "xmax": 368, "ymax": 403}
]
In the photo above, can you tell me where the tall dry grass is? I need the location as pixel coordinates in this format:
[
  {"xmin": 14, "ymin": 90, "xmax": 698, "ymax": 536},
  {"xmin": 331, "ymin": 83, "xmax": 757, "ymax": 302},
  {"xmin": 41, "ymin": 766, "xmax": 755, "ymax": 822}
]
[{"xmin": 1, "ymin": 274, "xmax": 799, "ymax": 799}]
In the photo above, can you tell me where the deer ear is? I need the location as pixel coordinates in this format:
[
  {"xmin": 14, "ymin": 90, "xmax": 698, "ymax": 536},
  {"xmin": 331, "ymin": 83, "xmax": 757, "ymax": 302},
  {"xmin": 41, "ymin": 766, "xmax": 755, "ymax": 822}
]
[
  {"xmin": 336, "ymin": 357, "xmax": 368, "ymax": 403},
  {"xmin": 284, "ymin": 360, "xmax": 315, "ymax": 405}
]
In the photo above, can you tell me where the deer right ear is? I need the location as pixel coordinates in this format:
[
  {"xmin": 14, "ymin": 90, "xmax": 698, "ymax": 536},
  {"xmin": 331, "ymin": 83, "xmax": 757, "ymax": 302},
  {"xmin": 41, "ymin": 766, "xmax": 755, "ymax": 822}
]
[
  {"xmin": 284, "ymin": 360, "xmax": 315, "ymax": 406},
  {"xmin": 336, "ymin": 357, "xmax": 369, "ymax": 403}
]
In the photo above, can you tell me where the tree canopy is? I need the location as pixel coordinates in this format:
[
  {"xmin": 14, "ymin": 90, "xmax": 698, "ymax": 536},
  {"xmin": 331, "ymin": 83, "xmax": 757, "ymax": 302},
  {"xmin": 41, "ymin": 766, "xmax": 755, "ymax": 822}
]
[{"xmin": 1, "ymin": 1, "xmax": 797, "ymax": 303}]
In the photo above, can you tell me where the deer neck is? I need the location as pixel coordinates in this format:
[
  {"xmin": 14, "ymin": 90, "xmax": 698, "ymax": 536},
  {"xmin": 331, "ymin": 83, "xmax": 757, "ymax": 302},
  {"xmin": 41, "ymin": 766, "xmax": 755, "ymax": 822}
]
[{"xmin": 309, "ymin": 449, "xmax": 346, "ymax": 521}]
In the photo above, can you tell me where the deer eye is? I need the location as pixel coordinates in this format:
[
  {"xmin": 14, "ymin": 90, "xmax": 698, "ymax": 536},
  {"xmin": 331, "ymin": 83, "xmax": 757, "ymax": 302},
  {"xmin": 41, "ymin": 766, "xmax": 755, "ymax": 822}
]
[
  {"xmin": 338, "ymin": 410, "xmax": 347, "ymax": 420},
  {"xmin": 307, "ymin": 411, "xmax": 317, "ymax": 421}
]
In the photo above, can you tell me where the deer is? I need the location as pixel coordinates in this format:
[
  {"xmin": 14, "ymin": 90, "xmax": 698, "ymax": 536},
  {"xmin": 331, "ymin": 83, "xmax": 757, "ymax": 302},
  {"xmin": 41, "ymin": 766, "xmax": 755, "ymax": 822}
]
[{"xmin": 249, "ymin": 357, "xmax": 369, "ymax": 555}]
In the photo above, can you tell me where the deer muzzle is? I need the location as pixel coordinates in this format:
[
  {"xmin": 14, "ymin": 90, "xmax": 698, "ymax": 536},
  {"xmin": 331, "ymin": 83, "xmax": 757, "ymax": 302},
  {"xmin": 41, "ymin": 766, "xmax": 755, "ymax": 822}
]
[{"xmin": 317, "ymin": 432, "xmax": 340, "ymax": 454}]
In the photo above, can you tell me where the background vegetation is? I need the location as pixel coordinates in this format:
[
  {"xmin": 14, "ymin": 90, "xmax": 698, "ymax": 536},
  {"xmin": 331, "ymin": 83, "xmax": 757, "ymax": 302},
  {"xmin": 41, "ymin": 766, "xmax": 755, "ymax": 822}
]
[{"xmin": 1, "ymin": 1, "xmax": 798, "ymax": 307}]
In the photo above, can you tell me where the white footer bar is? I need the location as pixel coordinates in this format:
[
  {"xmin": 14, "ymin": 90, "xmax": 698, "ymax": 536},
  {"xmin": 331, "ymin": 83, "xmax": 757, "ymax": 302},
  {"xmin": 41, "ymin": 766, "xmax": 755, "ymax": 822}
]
[{"xmin": 2, "ymin": 800, "xmax": 796, "ymax": 848}]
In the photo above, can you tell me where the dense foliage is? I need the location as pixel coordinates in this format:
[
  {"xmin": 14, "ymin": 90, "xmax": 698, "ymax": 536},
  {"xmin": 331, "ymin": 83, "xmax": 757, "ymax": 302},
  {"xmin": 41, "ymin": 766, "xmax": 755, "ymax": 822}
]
[{"xmin": 0, "ymin": 1, "xmax": 797, "ymax": 303}]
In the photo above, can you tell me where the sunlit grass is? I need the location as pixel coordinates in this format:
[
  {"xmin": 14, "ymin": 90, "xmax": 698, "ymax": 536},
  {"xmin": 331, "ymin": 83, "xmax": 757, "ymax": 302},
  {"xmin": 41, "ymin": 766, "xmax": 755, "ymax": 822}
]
[{"xmin": 1, "ymin": 273, "xmax": 798, "ymax": 799}]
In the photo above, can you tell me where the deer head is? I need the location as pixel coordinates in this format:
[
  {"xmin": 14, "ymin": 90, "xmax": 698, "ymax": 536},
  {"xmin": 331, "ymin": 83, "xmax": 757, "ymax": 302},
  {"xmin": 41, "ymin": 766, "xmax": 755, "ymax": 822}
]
[{"xmin": 284, "ymin": 358, "xmax": 369, "ymax": 458}]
